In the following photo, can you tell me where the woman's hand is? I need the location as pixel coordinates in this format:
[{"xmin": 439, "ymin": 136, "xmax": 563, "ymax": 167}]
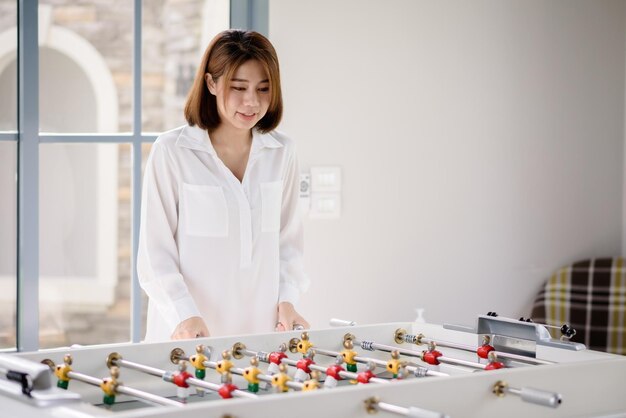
[
  {"xmin": 275, "ymin": 302, "xmax": 310, "ymax": 332},
  {"xmin": 171, "ymin": 316, "xmax": 210, "ymax": 340}
]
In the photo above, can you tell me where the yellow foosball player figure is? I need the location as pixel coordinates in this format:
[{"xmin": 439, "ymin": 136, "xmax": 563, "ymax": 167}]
[
  {"xmin": 189, "ymin": 344, "xmax": 208, "ymax": 380},
  {"xmin": 297, "ymin": 332, "xmax": 313, "ymax": 356},
  {"xmin": 243, "ymin": 356, "xmax": 262, "ymax": 393},
  {"xmin": 301, "ymin": 370, "xmax": 320, "ymax": 392},
  {"xmin": 54, "ymin": 354, "xmax": 72, "ymax": 390},
  {"xmin": 341, "ymin": 339, "xmax": 358, "ymax": 373},
  {"xmin": 100, "ymin": 367, "xmax": 120, "ymax": 406},
  {"xmin": 216, "ymin": 350, "xmax": 234, "ymax": 384},
  {"xmin": 271, "ymin": 363, "xmax": 291, "ymax": 393},
  {"xmin": 386, "ymin": 350, "xmax": 406, "ymax": 379},
  {"xmin": 189, "ymin": 344, "xmax": 209, "ymax": 397}
]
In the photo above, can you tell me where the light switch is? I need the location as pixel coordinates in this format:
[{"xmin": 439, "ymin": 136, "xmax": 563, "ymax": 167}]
[
  {"xmin": 310, "ymin": 167, "xmax": 341, "ymax": 192},
  {"xmin": 309, "ymin": 193, "xmax": 341, "ymax": 219}
]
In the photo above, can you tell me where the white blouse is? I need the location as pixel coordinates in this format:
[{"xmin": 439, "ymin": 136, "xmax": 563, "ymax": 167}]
[{"xmin": 137, "ymin": 124, "xmax": 309, "ymax": 341}]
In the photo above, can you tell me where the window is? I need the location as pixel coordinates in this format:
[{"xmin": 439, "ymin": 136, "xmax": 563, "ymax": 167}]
[
  {"xmin": 3, "ymin": 0, "xmax": 264, "ymax": 350},
  {"xmin": 0, "ymin": 0, "xmax": 17, "ymax": 350}
]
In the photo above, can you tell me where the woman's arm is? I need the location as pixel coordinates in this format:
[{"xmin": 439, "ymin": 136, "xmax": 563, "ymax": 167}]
[
  {"xmin": 137, "ymin": 140, "xmax": 209, "ymax": 339},
  {"xmin": 276, "ymin": 145, "xmax": 310, "ymax": 330}
]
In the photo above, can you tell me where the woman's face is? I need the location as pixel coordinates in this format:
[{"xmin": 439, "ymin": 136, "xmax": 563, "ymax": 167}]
[{"xmin": 206, "ymin": 59, "xmax": 271, "ymax": 132}]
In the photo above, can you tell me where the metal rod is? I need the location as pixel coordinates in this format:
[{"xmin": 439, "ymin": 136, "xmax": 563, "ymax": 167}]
[
  {"xmin": 116, "ymin": 358, "xmax": 165, "ymax": 378},
  {"xmin": 365, "ymin": 398, "xmax": 450, "ymax": 418},
  {"xmin": 494, "ymin": 351, "xmax": 554, "ymax": 365},
  {"xmin": 402, "ymin": 334, "xmax": 553, "ymax": 366},
  {"xmin": 354, "ymin": 338, "xmax": 485, "ymax": 370},
  {"xmin": 67, "ymin": 371, "xmax": 183, "ymax": 408},
  {"xmin": 356, "ymin": 339, "xmax": 425, "ymax": 359},
  {"xmin": 329, "ymin": 318, "xmax": 357, "ymax": 327},
  {"xmin": 112, "ymin": 356, "xmax": 256, "ymax": 399},
  {"xmin": 116, "ymin": 385, "xmax": 183, "ymax": 407},
  {"xmin": 234, "ymin": 345, "xmax": 390, "ymax": 385},
  {"xmin": 378, "ymin": 401, "xmax": 409, "ymax": 415},
  {"xmin": 437, "ymin": 356, "xmax": 485, "ymax": 370},
  {"xmin": 176, "ymin": 350, "xmax": 274, "ymax": 386}
]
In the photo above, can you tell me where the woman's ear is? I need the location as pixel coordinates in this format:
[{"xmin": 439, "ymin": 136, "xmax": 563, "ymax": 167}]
[{"xmin": 205, "ymin": 73, "xmax": 217, "ymax": 95}]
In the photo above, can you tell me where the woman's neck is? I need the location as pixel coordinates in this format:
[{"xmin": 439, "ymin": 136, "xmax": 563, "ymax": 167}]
[{"xmin": 209, "ymin": 124, "xmax": 252, "ymax": 151}]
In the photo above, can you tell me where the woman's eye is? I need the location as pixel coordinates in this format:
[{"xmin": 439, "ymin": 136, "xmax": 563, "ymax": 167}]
[
  {"xmin": 232, "ymin": 86, "xmax": 245, "ymax": 91},
  {"xmin": 258, "ymin": 87, "xmax": 270, "ymax": 93}
]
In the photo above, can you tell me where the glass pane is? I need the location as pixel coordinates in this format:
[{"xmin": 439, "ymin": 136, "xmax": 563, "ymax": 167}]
[
  {"xmin": 0, "ymin": 0, "xmax": 17, "ymax": 132},
  {"xmin": 139, "ymin": 142, "xmax": 153, "ymax": 338},
  {"xmin": 141, "ymin": 0, "xmax": 230, "ymax": 133},
  {"xmin": 39, "ymin": 143, "xmax": 131, "ymax": 348},
  {"xmin": 39, "ymin": 1, "xmax": 132, "ymax": 134},
  {"xmin": 0, "ymin": 141, "xmax": 17, "ymax": 349}
]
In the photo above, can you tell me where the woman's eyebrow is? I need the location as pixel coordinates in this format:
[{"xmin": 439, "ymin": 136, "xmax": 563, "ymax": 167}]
[{"xmin": 231, "ymin": 78, "xmax": 270, "ymax": 83}]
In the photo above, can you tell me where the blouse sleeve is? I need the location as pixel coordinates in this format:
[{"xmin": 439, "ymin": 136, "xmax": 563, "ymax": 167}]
[
  {"xmin": 278, "ymin": 146, "xmax": 310, "ymax": 305},
  {"xmin": 137, "ymin": 141, "xmax": 201, "ymax": 336}
]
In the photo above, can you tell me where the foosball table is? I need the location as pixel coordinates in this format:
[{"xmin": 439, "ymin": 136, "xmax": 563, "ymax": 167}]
[{"xmin": 2, "ymin": 314, "xmax": 625, "ymax": 418}]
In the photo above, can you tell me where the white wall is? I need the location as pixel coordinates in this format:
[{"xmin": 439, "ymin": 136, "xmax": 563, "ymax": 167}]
[{"xmin": 269, "ymin": 0, "xmax": 626, "ymax": 328}]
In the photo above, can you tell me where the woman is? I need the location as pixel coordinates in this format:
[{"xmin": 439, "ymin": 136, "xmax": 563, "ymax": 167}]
[{"xmin": 138, "ymin": 30, "xmax": 309, "ymax": 341}]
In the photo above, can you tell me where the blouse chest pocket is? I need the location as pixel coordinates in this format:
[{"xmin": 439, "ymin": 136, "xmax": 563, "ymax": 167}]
[
  {"xmin": 260, "ymin": 181, "xmax": 283, "ymax": 233},
  {"xmin": 182, "ymin": 183, "xmax": 229, "ymax": 237}
]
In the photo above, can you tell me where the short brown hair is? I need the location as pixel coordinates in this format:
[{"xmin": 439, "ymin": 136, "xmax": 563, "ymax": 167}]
[{"xmin": 184, "ymin": 30, "xmax": 283, "ymax": 133}]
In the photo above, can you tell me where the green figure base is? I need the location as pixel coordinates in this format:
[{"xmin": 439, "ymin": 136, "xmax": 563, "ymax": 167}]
[
  {"xmin": 57, "ymin": 380, "xmax": 69, "ymax": 390},
  {"xmin": 248, "ymin": 383, "xmax": 259, "ymax": 393},
  {"xmin": 195, "ymin": 369, "xmax": 206, "ymax": 379},
  {"xmin": 103, "ymin": 394, "xmax": 116, "ymax": 406},
  {"xmin": 347, "ymin": 364, "xmax": 357, "ymax": 373}
]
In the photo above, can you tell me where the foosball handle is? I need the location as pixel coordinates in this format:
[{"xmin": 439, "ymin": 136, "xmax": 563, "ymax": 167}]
[{"xmin": 330, "ymin": 318, "xmax": 357, "ymax": 327}]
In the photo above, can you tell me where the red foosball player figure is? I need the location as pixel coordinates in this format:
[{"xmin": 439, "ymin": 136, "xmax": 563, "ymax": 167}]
[
  {"xmin": 297, "ymin": 332, "xmax": 313, "ymax": 356},
  {"xmin": 356, "ymin": 361, "xmax": 376, "ymax": 384},
  {"xmin": 216, "ymin": 350, "xmax": 234, "ymax": 384},
  {"xmin": 477, "ymin": 335, "xmax": 495, "ymax": 360},
  {"xmin": 294, "ymin": 350, "xmax": 315, "ymax": 382},
  {"xmin": 217, "ymin": 372, "xmax": 239, "ymax": 399},
  {"xmin": 271, "ymin": 363, "xmax": 291, "ymax": 393},
  {"xmin": 262, "ymin": 343, "xmax": 288, "ymax": 390},
  {"xmin": 243, "ymin": 356, "xmax": 262, "ymax": 393},
  {"xmin": 100, "ymin": 366, "xmax": 120, "ymax": 406},
  {"xmin": 55, "ymin": 354, "xmax": 72, "ymax": 390},
  {"xmin": 485, "ymin": 351, "xmax": 505, "ymax": 370},
  {"xmin": 386, "ymin": 350, "xmax": 405, "ymax": 379},
  {"xmin": 171, "ymin": 361, "xmax": 193, "ymax": 402},
  {"xmin": 422, "ymin": 341, "xmax": 443, "ymax": 366},
  {"xmin": 324, "ymin": 355, "xmax": 345, "ymax": 389},
  {"xmin": 341, "ymin": 340, "xmax": 358, "ymax": 373},
  {"xmin": 302, "ymin": 370, "xmax": 320, "ymax": 391}
]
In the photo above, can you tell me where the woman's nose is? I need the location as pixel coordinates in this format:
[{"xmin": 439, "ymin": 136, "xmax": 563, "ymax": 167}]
[{"xmin": 243, "ymin": 90, "xmax": 260, "ymax": 106}]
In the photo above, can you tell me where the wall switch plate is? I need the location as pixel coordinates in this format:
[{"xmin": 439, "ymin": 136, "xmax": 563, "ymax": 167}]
[
  {"xmin": 310, "ymin": 166, "xmax": 341, "ymax": 192},
  {"xmin": 309, "ymin": 193, "xmax": 341, "ymax": 219}
]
